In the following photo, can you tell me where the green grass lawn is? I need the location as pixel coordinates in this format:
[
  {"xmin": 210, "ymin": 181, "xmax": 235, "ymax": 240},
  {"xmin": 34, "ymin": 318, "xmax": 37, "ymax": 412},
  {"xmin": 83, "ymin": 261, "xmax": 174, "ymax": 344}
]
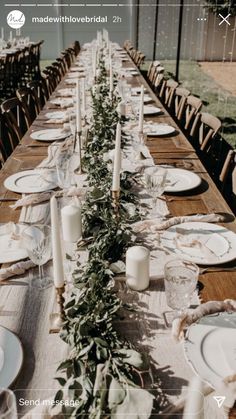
[{"xmin": 142, "ymin": 60, "xmax": 236, "ymax": 147}]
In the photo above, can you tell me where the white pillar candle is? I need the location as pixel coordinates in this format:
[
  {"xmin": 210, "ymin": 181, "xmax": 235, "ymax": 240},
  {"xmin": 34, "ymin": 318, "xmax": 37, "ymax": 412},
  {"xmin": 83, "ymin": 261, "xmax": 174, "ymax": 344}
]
[
  {"xmin": 126, "ymin": 246, "xmax": 150, "ymax": 291},
  {"xmin": 117, "ymin": 101, "xmax": 126, "ymax": 117},
  {"xmin": 138, "ymin": 85, "xmax": 144, "ymax": 133},
  {"xmin": 50, "ymin": 196, "xmax": 65, "ymax": 288},
  {"xmin": 1, "ymin": 28, "xmax": 4, "ymax": 40},
  {"xmin": 183, "ymin": 376, "xmax": 204, "ymax": 418},
  {"xmin": 61, "ymin": 204, "xmax": 82, "ymax": 243},
  {"xmin": 112, "ymin": 122, "xmax": 121, "ymax": 191},
  {"xmin": 9, "ymin": 31, "xmax": 12, "ymax": 42},
  {"xmin": 76, "ymin": 79, "xmax": 82, "ymax": 133}
]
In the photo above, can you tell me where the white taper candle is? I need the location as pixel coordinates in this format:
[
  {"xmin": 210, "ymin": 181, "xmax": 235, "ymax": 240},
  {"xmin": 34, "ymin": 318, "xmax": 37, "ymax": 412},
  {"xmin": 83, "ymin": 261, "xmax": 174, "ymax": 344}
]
[
  {"xmin": 138, "ymin": 85, "xmax": 144, "ymax": 133},
  {"xmin": 183, "ymin": 376, "xmax": 204, "ymax": 418},
  {"xmin": 112, "ymin": 122, "xmax": 121, "ymax": 191},
  {"xmin": 50, "ymin": 196, "xmax": 65, "ymax": 288},
  {"xmin": 76, "ymin": 79, "xmax": 82, "ymax": 133}
]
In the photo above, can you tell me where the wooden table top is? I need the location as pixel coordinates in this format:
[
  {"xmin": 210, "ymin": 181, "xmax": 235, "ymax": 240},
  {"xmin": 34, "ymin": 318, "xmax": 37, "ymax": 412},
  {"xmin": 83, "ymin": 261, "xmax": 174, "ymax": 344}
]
[{"xmin": 0, "ymin": 49, "xmax": 235, "ymax": 416}]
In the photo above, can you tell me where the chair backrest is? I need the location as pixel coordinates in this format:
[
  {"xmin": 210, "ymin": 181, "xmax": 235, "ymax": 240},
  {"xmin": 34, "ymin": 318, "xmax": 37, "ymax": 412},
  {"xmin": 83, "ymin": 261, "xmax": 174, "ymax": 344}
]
[
  {"xmin": 164, "ymin": 79, "xmax": 179, "ymax": 108},
  {"xmin": 192, "ymin": 112, "xmax": 221, "ymax": 152},
  {"xmin": 174, "ymin": 87, "xmax": 190, "ymax": 120},
  {"xmin": 0, "ymin": 98, "xmax": 25, "ymax": 152},
  {"xmin": 184, "ymin": 95, "xmax": 203, "ymax": 134},
  {"xmin": 27, "ymin": 81, "xmax": 43, "ymax": 114},
  {"xmin": 16, "ymin": 87, "xmax": 36, "ymax": 125}
]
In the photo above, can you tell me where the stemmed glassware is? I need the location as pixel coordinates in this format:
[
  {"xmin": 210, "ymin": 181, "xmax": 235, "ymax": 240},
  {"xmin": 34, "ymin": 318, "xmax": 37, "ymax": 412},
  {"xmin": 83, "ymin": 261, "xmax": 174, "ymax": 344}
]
[
  {"xmin": 0, "ymin": 389, "xmax": 17, "ymax": 419},
  {"xmin": 22, "ymin": 224, "xmax": 52, "ymax": 290},
  {"xmin": 144, "ymin": 166, "xmax": 167, "ymax": 217},
  {"xmin": 56, "ymin": 149, "xmax": 74, "ymax": 190},
  {"xmin": 164, "ymin": 259, "xmax": 199, "ymax": 325}
]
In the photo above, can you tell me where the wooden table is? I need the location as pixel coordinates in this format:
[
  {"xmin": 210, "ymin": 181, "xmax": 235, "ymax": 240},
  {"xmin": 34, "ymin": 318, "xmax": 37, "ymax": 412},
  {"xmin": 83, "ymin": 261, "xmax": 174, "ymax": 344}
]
[{"xmin": 0, "ymin": 48, "xmax": 235, "ymax": 417}]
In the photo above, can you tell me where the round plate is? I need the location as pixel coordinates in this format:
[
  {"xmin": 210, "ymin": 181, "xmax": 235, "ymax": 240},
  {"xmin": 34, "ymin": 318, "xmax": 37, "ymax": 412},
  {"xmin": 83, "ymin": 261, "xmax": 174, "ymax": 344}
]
[
  {"xmin": 161, "ymin": 222, "xmax": 236, "ymax": 265},
  {"xmin": 184, "ymin": 312, "xmax": 236, "ymax": 388},
  {"xmin": 4, "ymin": 170, "xmax": 57, "ymax": 194},
  {"xmin": 145, "ymin": 123, "xmax": 175, "ymax": 136},
  {"xmin": 143, "ymin": 105, "xmax": 162, "ymax": 115},
  {"xmin": 163, "ymin": 167, "xmax": 201, "ymax": 192},
  {"xmin": 132, "ymin": 95, "xmax": 153, "ymax": 104},
  {"xmin": 45, "ymin": 111, "xmax": 67, "ymax": 120},
  {"xmin": 131, "ymin": 87, "xmax": 148, "ymax": 94},
  {"xmin": 0, "ymin": 223, "xmax": 28, "ymax": 263},
  {"xmin": 30, "ymin": 129, "xmax": 68, "ymax": 141},
  {"xmin": 65, "ymin": 78, "xmax": 77, "ymax": 84},
  {"xmin": 0, "ymin": 326, "xmax": 23, "ymax": 388}
]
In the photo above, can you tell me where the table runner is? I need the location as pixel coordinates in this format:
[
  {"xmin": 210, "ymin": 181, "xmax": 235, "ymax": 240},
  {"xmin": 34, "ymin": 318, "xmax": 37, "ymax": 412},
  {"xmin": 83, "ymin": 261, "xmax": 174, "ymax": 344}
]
[{"xmin": 7, "ymin": 47, "xmax": 229, "ymax": 418}]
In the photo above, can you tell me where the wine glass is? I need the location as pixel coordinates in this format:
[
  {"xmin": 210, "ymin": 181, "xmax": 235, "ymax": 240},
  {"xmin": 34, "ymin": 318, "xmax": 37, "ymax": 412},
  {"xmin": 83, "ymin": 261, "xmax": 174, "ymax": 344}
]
[
  {"xmin": 22, "ymin": 224, "xmax": 52, "ymax": 290},
  {"xmin": 144, "ymin": 166, "xmax": 167, "ymax": 217},
  {"xmin": 164, "ymin": 259, "xmax": 199, "ymax": 326},
  {"xmin": 0, "ymin": 389, "xmax": 17, "ymax": 419}
]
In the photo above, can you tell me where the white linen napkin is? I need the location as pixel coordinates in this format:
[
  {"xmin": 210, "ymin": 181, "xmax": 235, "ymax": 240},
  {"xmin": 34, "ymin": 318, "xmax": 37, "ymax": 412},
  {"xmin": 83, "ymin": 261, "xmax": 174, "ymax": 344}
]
[{"xmin": 0, "ymin": 260, "xmax": 35, "ymax": 281}]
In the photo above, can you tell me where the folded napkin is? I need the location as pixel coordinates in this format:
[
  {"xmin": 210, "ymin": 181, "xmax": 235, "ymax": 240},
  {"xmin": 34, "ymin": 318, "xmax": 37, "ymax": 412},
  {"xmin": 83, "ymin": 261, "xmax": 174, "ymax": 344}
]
[
  {"xmin": 10, "ymin": 186, "xmax": 86, "ymax": 209},
  {"xmin": 45, "ymin": 118, "xmax": 69, "ymax": 124},
  {"xmin": 172, "ymin": 299, "xmax": 236, "ymax": 341},
  {"xmin": 0, "ymin": 260, "xmax": 35, "ymax": 281},
  {"xmin": 151, "ymin": 213, "xmax": 224, "ymax": 232}
]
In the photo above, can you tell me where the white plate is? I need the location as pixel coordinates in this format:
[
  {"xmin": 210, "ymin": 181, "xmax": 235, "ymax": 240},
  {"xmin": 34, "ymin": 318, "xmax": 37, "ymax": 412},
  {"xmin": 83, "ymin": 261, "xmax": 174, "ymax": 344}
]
[
  {"xmin": 161, "ymin": 222, "xmax": 236, "ymax": 265},
  {"xmin": 30, "ymin": 129, "xmax": 68, "ymax": 141},
  {"xmin": 0, "ymin": 223, "xmax": 28, "ymax": 263},
  {"xmin": 163, "ymin": 167, "xmax": 201, "ymax": 192},
  {"xmin": 57, "ymin": 88, "xmax": 74, "ymax": 96},
  {"xmin": 50, "ymin": 98, "xmax": 74, "ymax": 107},
  {"xmin": 184, "ymin": 312, "xmax": 236, "ymax": 388},
  {"xmin": 45, "ymin": 111, "xmax": 67, "ymax": 120},
  {"xmin": 145, "ymin": 123, "xmax": 175, "ymax": 136},
  {"xmin": 143, "ymin": 106, "xmax": 162, "ymax": 115},
  {"xmin": 65, "ymin": 78, "xmax": 78, "ymax": 84},
  {"xmin": 132, "ymin": 95, "xmax": 153, "ymax": 104},
  {"xmin": 0, "ymin": 326, "xmax": 23, "ymax": 388},
  {"xmin": 4, "ymin": 170, "xmax": 57, "ymax": 194},
  {"xmin": 131, "ymin": 87, "xmax": 148, "ymax": 94}
]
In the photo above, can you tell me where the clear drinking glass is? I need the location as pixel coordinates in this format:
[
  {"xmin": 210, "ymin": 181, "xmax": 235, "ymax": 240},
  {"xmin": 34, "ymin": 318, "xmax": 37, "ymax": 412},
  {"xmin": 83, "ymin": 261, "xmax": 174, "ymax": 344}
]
[
  {"xmin": 56, "ymin": 151, "xmax": 74, "ymax": 190},
  {"xmin": 22, "ymin": 224, "xmax": 52, "ymax": 290},
  {"xmin": 144, "ymin": 166, "xmax": 167, "ymax": 216},
  {"xmin": 0, "ymin": 389, "xmax": 17, "ymax": 419},
  {"xmin": 164, "ymin": 259, "xmax": 199, "ymax": 321}
]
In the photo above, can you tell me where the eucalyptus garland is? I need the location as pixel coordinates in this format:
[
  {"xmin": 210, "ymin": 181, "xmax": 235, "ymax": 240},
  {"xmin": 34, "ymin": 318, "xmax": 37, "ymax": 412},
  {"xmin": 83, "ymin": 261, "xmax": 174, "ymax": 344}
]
[{"xmin": 55, "ymin": 55, "xmax": 154, "ymax": 418}]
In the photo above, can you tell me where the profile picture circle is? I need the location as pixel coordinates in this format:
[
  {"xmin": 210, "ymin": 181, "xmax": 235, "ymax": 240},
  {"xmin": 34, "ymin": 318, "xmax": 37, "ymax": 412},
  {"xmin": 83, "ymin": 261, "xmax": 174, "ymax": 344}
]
[{"xmin": 7, "ymin": 10, "xmax": 25, "ymax": 29}]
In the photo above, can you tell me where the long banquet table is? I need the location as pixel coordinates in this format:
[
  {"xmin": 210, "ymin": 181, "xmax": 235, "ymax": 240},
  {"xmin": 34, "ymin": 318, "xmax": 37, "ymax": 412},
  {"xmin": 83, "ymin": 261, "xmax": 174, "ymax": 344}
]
[{"xmin": 0, "ymin": 44, "xmax": 236, "ymax": 417}]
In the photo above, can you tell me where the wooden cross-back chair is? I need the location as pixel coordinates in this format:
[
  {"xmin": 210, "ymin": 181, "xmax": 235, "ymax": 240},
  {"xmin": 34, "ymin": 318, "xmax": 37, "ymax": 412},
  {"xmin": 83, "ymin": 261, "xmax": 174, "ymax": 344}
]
[
  {"xmin": 160, "ymin": 79, "xmax": 179, "ymax": 109},
  {"xmin": 174, "ymin": 87, "xmax": 190, "ymax": 121},
  {"xmin": 181, "ymin": 95, "xmax": 202, "ymax": 136},
  {"xmin": 0, "ymin": 98, "xmax": 26, "ymax": 153},
  {"xmin": 16, "ymin": 87, "xmax": 37, "ymax": 125},
  {"xmin": 191, "ymin": 112, "xmax": 222, "ymax": 152},
  {"xmin": 27, "ymin": 80, "xmax": 45, "ymax": 113}
]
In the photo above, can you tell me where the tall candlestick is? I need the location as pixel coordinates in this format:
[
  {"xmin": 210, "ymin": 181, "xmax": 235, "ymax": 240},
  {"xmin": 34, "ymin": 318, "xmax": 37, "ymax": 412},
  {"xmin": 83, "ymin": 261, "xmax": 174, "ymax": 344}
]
[
  {"xmin": 109, "ymin": 64, "xmax": 113, "ymax": 98},
  {"xmin": 126, "ymin": 246, "xmax": 150, "ymax": 291},
  {"xmin": 81, "ymin": 77, "xmax": 86, "ymax": 115},
  {"xmin": 61, "ymin": 204, "xmax": 82, "ymax": 243},
  {"xmin": 138, "ymin": 85, "xmax": 144, "ymax": 133},
  {"xmin": 183, "ymin": 376, "xmax": 204, "ymax": 419},
  {"xmin": 76, "ymin": 79, "xmax": 81, "ymax": 133},
  {"xmin": 50, "ymin": 196, "xmax": 65, "ymax": 288},
  {"xmin": 1, "ymin": 27, "xmax": 4, "ymax": 40},
  {"xmin": 9, "ymin": 31, "xmax": 12, "ymax": 42},
  {"xmin": 112, "ymin": 122, "xmax": 121, "ymax": 191}
]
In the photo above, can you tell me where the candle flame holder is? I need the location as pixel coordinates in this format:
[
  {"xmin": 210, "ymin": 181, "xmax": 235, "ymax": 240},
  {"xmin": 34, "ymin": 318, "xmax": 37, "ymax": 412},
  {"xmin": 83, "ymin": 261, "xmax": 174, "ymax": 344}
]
[
  {"xmin": 112, "ymin": 189, "xmax": 120, "ymax": 219},
  {"xmin": 49, "ymin": 284, "xmax": 66, "ymax": 334}
]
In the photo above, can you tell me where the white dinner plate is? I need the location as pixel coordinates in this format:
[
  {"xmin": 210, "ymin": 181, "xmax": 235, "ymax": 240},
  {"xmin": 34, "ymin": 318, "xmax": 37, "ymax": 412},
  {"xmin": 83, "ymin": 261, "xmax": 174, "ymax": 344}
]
[
  {"xmin": 4, "ymin": 170, "xmax": 57, "ymax": 194},
  {"xmin": 0, "ymin": 223, "xmax": 28, "ymax": 263},
  {"xmin": 65, "ymin": 78, "xmax": 78, "ymax": 84},
  {"xmin": 145, "ymin": 123, "xmax": 176, "ymax": 136},
  {"xmin": 0, "ymin": 326, "xmax": 23, "ymax": 388},
  {"xmin": 129, "ymin": 71, "xmax": 139, "ymax": 76},
  {"xmin": 143, "ymin": 105, "xmax": 162, "ymax": 115},
  {"xmin": 45, "ymin": 111, "xmax": 67, "ymax": 120},
  {"xmin": 30, "ymin": 129, "xmax": 68, "ymax": 141},
  {"xmin": 132, "ymin": 95, "xmax": 153, "ymax": 104},
  {"xmin": 163, "ymin": 167, "xmax": 201, "ymax": 192},
  {"xmin": 184, "ymin": 312, "xmax": 236, "ymax": 388},
  {"xmin": 49, "ymin": 98, "xmax": 74, "ymax": 107},
  {"xmin": 57, "ymin": 88, "xmax": 74, "ymax": 96},
  {"xmin": 161, "ymin": 222, "xmax": 236, "ymax": 265},
  {"xmin": 131, "ymin": 87, "xmax": 148, "ymax": 94}
]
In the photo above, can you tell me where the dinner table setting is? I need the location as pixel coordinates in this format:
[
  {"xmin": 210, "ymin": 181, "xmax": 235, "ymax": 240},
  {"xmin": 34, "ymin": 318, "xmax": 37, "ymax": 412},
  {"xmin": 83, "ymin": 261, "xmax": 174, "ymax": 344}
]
[{"xmin": 0, "ymin": 28, "xmax": 235, "ymax": 418}]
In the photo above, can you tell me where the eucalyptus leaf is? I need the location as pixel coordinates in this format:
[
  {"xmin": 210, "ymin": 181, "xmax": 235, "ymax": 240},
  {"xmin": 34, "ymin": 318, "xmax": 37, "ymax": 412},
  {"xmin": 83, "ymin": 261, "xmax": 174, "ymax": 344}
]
[
  {"xmin": 108, "ymin": 378, "xmax": 126, "ymax": 409},
  {"xmin": 117, "ymin": 349, "xmax": 144, "ymax": 368}
]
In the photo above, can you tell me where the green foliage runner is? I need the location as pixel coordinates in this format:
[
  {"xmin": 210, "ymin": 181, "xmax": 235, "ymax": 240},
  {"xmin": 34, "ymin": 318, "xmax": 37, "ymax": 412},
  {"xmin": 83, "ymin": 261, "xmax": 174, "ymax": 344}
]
[{"xmin": 54, "ymin": 56, "xmax": 154, "ymax": 418}]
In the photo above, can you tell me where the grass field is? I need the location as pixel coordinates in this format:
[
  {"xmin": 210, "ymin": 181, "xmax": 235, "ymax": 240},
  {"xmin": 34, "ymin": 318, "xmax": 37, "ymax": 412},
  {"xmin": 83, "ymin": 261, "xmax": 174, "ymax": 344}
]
[{"xmin": 142, "ymin": 60, "xmax": 236, "ymax": 147}]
